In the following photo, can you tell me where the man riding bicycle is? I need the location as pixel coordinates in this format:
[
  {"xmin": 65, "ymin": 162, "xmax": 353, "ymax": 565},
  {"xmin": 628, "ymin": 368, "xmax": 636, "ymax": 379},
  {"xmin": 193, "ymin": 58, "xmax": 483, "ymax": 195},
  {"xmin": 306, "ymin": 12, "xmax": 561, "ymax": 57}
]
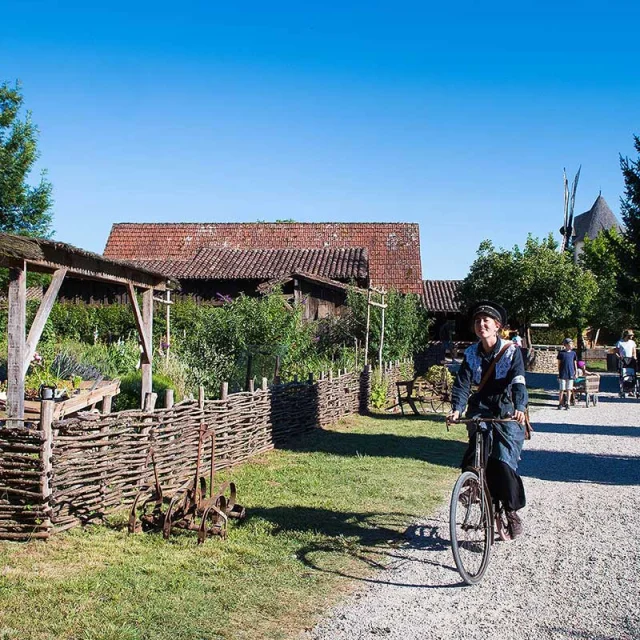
[{"xmin": 448, "ymin": 301, "xmax": 529, "ymax": 539}]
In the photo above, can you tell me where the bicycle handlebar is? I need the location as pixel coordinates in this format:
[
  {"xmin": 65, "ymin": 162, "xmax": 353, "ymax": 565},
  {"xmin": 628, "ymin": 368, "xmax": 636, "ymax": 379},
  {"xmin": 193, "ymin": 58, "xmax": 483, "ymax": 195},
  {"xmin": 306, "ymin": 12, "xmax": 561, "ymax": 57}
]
[{"xmin": 445, "ymin": 416, "xmax": 516, "ymax": 430}]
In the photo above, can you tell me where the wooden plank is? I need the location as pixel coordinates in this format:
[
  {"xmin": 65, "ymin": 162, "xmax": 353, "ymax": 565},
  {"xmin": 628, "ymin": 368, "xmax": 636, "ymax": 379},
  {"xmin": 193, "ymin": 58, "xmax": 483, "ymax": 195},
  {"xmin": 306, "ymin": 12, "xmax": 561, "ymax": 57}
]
[
  {"xmin": 141, "ymin": 288, "xmax": 153, "ymax": 405},
  {"xmin": 127, "ymin": 283, "xmax": 152, "ymax": 363},
  {"xmin": 40, "ymin": 400, "xmax": 55, "ymax": 501},
  {"xmin": 54, "ymin": 380, "xmax": 121, "ymax": 419},
  {"xmin": 7, "ymin": 266, "xmax": 26, "ymax": 420},
  {"xmin": 23, "ymin": 268, "xmax": 67, "ymax": 377}
]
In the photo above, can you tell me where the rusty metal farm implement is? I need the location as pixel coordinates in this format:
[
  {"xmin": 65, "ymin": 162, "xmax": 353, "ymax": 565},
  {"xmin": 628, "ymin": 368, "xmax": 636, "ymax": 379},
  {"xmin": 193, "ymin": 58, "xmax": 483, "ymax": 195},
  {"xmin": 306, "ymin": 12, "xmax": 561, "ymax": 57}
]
[{"xmin": 128, "ymin": 423, "xmax": 246, "ymax": 542}]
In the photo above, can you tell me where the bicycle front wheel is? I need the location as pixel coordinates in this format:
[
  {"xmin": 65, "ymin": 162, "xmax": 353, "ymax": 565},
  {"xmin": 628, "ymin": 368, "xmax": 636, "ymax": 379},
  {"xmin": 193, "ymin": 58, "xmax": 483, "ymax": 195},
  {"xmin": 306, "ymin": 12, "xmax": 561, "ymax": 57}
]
[{"xmin": 449, "ymin": 470, "xmax": 493, "ymax": 585}]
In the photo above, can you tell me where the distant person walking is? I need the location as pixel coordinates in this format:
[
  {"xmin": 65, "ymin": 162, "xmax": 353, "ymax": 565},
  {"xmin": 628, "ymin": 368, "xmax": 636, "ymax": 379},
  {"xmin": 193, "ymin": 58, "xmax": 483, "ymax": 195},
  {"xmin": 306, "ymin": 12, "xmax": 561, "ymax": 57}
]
[
  {"xmin": 616, "ymin": 330, "xmax": 637, "ymax": 369},
  {"xmin": 557, "ymin": 338, "xmax": 578, "ymax": 410},
  {"xmin": 511, "ymin": 330, "xmax": 523, "ymax": 347}
]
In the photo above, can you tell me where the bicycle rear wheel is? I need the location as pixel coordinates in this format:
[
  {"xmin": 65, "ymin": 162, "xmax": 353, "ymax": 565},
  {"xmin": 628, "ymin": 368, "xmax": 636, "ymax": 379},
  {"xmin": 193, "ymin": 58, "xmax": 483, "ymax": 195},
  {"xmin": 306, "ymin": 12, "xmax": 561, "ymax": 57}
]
[{"xmin": 450, "ymin": 471, "xmax": 493, "ymax": 585}]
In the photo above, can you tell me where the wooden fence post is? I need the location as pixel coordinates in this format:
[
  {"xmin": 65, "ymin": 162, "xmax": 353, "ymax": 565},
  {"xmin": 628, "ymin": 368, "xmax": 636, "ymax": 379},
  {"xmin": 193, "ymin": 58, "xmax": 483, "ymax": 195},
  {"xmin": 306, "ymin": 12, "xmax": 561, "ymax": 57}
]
[
  {"xmin": 261, "ymin": 377, "xmax": 268, "ymax": 391},
  {"xmin": 102, "ymin": 394, "xmax": 113, "ymax": 414},
  {"xmin": 7, "ymin": 266, "xmax": 26, "ymax": 422},
  {"xmin": 40, "ymin": 400, "xmax": 54, "ymax": 505},
  {"xmin": 141, "ymin": 289, "xmax": 154, "ymax": 406},
  {"xmin": 220, "ymin": 382, "xmax": 228, "ymax": 401},
  {"xmin": 165, "ymin": 389, "xmax": 174, "ymax": 409}
]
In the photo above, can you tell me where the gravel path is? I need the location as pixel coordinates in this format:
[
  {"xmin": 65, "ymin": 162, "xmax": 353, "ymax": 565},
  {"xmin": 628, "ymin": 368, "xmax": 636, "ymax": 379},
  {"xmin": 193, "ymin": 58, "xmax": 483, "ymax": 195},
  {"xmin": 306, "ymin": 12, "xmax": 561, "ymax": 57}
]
[{"xmin": 306, "ymin": 379, "xmax": 640, "ymax": 640}]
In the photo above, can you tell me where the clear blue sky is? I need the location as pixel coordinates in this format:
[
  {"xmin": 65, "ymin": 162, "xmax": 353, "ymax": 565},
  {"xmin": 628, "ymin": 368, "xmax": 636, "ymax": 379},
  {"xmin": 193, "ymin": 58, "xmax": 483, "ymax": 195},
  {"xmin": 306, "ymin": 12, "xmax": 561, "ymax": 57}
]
[{"xmin": 2, "ymin": 1, "xmax": 639, "ymax": 279}]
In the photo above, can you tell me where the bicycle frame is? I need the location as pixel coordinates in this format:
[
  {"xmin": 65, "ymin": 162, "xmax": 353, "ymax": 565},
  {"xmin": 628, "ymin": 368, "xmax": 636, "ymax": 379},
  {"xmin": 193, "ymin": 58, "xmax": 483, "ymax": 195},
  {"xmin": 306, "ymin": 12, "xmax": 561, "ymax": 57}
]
[{"xmin": 448, "ymin": 417, "xmax": 515, "ymax": 542}]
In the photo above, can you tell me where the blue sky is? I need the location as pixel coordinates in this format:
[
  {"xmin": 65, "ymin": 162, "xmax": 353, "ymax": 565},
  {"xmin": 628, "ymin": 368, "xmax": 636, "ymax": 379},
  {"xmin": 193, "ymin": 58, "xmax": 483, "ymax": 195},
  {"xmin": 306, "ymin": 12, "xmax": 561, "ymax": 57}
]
[{"xmin": 2, "ymin": 1, "xmax": 639, "ymax": 279}]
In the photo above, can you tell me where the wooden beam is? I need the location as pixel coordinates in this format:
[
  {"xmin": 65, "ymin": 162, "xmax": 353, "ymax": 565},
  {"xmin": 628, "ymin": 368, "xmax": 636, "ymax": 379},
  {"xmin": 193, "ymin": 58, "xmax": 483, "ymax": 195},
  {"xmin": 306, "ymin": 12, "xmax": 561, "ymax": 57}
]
[
  {"xmin": 23, "ymin": 268, "xmax": 67, "ymax": 377},
  {"xmin": 364, "ymin": 287, "xmax": 371, "ymax": 366},
  {"xmin": 141, "ymin": 288, "xmax": 154, "ymax": 406},
  {"xmin": 7, "ymin": 266, "xmax": 26, "ymax": 420},
  {"xmin": 127, "ymin": 283, "xmax": 152, "ymax": 363},
  {"xmin": 378, "ymin": 293, "xmax": 386, "ymax": 372},
  {"xmin": 0, "ymin": 233, "xmax": 176, "ymax": 290}
]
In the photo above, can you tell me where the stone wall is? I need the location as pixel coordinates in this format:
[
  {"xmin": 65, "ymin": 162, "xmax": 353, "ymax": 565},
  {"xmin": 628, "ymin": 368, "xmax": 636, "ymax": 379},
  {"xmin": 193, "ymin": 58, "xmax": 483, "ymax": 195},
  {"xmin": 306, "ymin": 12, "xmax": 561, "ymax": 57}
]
[{"xmin": 527, "ymin": 347, "xmax": 561, "ymax": 374}]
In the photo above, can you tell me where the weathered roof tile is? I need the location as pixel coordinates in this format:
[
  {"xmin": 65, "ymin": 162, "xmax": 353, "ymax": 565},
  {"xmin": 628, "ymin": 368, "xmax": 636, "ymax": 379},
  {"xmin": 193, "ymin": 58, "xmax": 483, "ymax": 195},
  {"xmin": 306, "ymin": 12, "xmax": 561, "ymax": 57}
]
[{"xmin": 104, "ymin": 222, "xmax": 422, "ymax": 294}]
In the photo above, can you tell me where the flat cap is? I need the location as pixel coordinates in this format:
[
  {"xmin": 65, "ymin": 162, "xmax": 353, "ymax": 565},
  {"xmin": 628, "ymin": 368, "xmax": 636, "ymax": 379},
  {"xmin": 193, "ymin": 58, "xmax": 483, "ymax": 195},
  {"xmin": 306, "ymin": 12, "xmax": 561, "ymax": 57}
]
[{"xmin": 470, "ymin": 300, "xmax": 508, "ymax": 326}]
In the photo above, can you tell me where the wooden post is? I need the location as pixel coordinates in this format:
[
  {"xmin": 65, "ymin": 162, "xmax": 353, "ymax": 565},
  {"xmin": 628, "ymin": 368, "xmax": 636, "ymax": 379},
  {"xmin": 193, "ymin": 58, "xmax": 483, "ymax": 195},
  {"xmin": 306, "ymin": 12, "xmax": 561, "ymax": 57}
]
[
  {"xmin": 141, "ymin": 288, "xmax": 154, "ymax": 407},
  {"xmin": 7, "ymin": 266, "xmax": 26, "ymax": 421},
  {"xmin": 245, "ymin": 353, "xmax": 253, "ymax": 392},
  {"xmin": 248, "ymin": 379, "xmax": 255, "ymax": 393},
  {"xmin": 198, "ymin": 385, "xmax": 205, "ymax": 409},
  {"xmin": 220, "ymin": 382, "xmax": 228, "ymax": 401},
  {"xmin": 165, "ymin": 289, "xmax": 171, "ymax": 363},
  {"xmin": 261, "ymin": 377, "xmax": 268, "ymax": 391},
  {"xmin": 364, "ymin": 288, "xmax": 371, "ymax": 366},
  {"xmin": 143, "ymin": 392, "xmax": 158, "ymax": 412},
  {"xmin": 40, "ymin": 399, "xmax": 55, "ymax": 504},
  {"xmin": 378, "ymin": 291, "xmax": 386, "ymax": 373},
  {"xmin": 23, "ymin": 268, "xmax": 67, "ymax": 377},
  {"xmin": 165, "ymin": 389, "xmax": 174, "ymax": 409},
  {"xmin": 102, "ymin": 394, "xmax": 113, "ymax": 414},
  {"xmin": 274, "ymin": 355, "xmax": 281, "ymax": 383}
]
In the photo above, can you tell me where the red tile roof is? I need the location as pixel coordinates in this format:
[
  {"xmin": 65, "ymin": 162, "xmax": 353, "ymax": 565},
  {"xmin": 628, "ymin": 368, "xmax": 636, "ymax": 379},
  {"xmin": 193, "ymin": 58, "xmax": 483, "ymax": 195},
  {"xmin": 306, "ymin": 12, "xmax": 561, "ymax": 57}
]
[
  {"xmin": 131, "ymin": 247, "xmax": 368, "ymax": 280},
  {"xmin": 423, "ymin": 280, "xmax": 462, "ymax": 313},
  {"xmin": 104, "ymin": 222, "xmax": 422, "ymax": 294}
]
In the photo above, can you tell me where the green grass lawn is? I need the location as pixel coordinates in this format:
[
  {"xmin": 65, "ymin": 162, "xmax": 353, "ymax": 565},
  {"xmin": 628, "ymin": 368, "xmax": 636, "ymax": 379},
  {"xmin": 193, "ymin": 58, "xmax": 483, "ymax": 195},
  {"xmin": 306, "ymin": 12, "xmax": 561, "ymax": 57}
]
[
  {"xmin": 0, "ymin": 413, "xmax": 466, "ymax": 640},
  {"xmin": 585, "ymin": 359, "xmax": 608, "ymax": 372}
]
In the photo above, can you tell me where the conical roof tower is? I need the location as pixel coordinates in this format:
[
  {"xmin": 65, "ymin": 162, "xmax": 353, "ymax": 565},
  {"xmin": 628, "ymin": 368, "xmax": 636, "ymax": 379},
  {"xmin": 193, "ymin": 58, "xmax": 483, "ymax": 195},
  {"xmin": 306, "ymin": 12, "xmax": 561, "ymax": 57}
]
[{"xmin": 573, "ymin": 194, "xmax": 621, "ymax": 243}]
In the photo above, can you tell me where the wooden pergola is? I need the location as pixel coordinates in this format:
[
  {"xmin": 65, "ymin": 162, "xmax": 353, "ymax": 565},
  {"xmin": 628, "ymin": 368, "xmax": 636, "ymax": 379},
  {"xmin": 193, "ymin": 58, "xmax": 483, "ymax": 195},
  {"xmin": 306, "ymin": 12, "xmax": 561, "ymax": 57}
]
[{"xmin": 0, "ymin": 233, "xmax": 178, "ymax": 421}]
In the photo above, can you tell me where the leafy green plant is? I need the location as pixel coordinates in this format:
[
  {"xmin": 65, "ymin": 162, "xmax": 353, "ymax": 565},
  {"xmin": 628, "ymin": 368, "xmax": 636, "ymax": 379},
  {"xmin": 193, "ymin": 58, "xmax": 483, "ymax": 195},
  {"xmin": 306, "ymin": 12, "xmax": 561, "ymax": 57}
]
[
  {"xmin": 112, "ymin": 372, "xmax": 177, "ymax": 411},
  {"xmin": 424, "ymin": 364, "xmax": 454, "ymax": 389},
  {"xmin": 370, "ymin": 371, "xmax": 388, "ymax": 409}
]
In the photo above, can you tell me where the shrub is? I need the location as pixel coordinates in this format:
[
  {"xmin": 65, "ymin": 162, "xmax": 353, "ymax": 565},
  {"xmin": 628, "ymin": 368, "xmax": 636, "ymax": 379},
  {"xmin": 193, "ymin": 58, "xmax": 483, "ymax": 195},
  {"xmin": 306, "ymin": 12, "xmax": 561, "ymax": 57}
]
[
  {"xmin": 112, "ymin": 372, "xmax": 177, "ymax": 411},
  {"xmin": 370, "ymin": 371, "xmax": 388, "ymax": 409},
  {"xmin": 424, "ymin": 364, "xmax": 454, "ymax": 389}
]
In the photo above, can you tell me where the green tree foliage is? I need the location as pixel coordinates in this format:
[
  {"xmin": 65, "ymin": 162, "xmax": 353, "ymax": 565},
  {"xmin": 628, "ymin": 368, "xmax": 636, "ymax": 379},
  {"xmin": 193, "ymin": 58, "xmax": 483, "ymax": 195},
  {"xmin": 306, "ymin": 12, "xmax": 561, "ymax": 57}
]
[
  {"xmin": 458, "ymin": 234, "xmax": 598, "ymax": 335},
  {"xmin": 346, "ymin": 288, "xmax": 431, "ymax": 363},
  {"xmin": 609, "ymin": 135, "xmax": 640, "ymax": 323},
  {"xmin": 579, "ymin": 228, "xmax": 634, "ymax": 334},
  {"xmin": 0, "ymin": 81, "xmax": 53, "ymax": 237}
]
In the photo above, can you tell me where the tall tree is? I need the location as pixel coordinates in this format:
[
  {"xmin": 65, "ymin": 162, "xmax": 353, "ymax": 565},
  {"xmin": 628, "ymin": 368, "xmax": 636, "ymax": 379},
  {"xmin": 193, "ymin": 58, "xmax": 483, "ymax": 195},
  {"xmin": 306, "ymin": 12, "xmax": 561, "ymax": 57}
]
[
  {"xmin": 579, "ymin": 228, "xmax": 633, "ymax": 342},
  {"xmin": 611, "ymin": 135, "xmax": 640, "ymax": 323},
  {"xmin": 0, "ymin": 81, "xmax": 53, "ymax": 237},
  {"xmin": 458, "ymin": 234, "xmax": 597, "ymax": 346}
]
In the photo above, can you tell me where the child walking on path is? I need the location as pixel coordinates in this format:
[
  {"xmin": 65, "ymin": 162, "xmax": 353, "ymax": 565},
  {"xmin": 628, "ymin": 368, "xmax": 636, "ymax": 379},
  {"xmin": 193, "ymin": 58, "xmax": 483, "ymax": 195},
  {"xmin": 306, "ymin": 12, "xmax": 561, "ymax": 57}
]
[{"xmin": 558, "ymin": 337, "xmax": 578, "ymax": 409}]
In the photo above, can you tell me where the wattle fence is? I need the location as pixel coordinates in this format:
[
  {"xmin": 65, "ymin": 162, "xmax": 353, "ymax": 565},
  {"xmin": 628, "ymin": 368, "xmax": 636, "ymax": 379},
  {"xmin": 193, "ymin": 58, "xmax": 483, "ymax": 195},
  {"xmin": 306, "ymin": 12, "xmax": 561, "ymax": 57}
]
[{"xmin": 0, "ymin": 360, "xmax": 412, "ymax": 541}]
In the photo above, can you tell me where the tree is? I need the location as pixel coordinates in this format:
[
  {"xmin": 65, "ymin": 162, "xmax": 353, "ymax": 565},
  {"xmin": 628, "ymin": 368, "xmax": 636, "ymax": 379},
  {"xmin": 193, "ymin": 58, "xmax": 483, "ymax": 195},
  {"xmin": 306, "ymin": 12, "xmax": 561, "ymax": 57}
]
[
  {"xmin": 610, "ymin": 135, "xmax": 640, "ymax": 323},
  {"xmin": 0, "ymin": 81, "xmax": 53, "ymax": 237},
  {"xmin": 579, "ymin": 228, "xmax": 633, "ymax": 343},
  {"xmin": 458, "ymin": 234, "xmax": 597, "ymax": 346}
]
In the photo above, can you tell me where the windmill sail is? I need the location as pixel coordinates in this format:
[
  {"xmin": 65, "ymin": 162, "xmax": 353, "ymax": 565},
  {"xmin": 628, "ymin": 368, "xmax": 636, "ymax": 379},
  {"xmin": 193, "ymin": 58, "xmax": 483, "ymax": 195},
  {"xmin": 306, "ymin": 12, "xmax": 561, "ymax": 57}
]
[{"xmin": 561, "ymin": 167, "xmax": 580, "ymax": 252}]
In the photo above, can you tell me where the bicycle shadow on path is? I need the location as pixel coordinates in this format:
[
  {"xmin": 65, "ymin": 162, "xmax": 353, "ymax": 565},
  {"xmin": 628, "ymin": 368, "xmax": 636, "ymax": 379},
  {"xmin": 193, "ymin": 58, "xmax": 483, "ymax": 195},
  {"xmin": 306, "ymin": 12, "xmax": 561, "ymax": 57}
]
[{"xmin": 245, "ymin": 505, "xmax": 463, "ymax": 588}]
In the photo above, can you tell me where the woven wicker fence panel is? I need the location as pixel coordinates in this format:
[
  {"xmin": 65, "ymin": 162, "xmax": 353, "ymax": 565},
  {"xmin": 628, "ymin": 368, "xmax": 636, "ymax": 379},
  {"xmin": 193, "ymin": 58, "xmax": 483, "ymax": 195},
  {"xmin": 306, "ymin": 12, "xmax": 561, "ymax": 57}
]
[
  {"xmin": 270, "ymin": 382, "xmax": 318, "ymax": 444},
  {"xmin": 49, "ymin": 391, "xmax": 272, "ymax": 532},
  {"xmin": 316, "ymin": 372, "xmax": 360, "ymax": 427},
  {"xmin": 0, "ymin": 421, "xmax": 50, "ymax": 540}
]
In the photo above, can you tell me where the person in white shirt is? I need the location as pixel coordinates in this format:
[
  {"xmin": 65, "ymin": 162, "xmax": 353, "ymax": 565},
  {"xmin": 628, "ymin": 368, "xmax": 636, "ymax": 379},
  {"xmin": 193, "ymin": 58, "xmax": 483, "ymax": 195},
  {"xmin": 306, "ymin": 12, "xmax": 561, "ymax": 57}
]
[
  {"xmin": 616, "ymin": 330, "xmax": 637, "ymax": 368},
  {"xmin": 511, "ymin": 330, "xmax": 523, "ymax": 347}
]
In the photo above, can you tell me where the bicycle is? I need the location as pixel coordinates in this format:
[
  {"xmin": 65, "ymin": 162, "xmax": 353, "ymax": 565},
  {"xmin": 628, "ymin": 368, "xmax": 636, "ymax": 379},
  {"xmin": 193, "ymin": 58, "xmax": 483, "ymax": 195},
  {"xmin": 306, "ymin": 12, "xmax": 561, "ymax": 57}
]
[{"xmin": 446, "ymin": 416, "xmax": 515, "ymax": 585}]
